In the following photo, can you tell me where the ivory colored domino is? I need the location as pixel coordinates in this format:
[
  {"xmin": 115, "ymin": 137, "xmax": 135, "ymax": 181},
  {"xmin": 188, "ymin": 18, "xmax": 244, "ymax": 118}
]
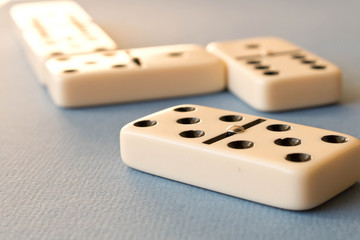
[
  {"xmin": 45, "ymin": 44, "xmax": 225, "ymax": 107},
  {"xmin": 207, "ymin": 37, "xmax": 342, "ymax": 111},
  {"xmin": 120, "ymin": 104, "xmax": 360, "ymax": 210},
  {"xmin": 10, "ymin": 1, "xmax": 92, "ymax": 30},
  {"xmin": 10, "ymin": 1, "xmax": 117, "ymax": 84}
]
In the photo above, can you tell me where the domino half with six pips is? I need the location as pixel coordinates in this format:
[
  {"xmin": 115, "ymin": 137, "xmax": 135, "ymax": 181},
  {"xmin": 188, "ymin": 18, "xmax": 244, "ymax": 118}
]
[
  {"xmin": 207, "ymin": 37, "xmax": 342, "ymax": 111},
  {"xmin": 10, "ymin": 1, "xmax": 117, "ymax": 84},
  {"xmin": 45, "ymin": 44, "xmax": 225, "ymax": 107},
  {"xmin": 120, "ymin": 105, "xmax": 360, "ymax": 210}
]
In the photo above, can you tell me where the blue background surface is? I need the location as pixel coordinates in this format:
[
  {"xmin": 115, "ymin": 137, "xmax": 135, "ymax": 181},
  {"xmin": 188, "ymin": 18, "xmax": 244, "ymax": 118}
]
[{"xmin": 1, "ymin": 0, "xmax": 360, "ymax": 239}]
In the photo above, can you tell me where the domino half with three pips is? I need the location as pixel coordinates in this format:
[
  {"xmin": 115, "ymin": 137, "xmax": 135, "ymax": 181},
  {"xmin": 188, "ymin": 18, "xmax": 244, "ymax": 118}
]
[
  {"xmin": 207, "ymin": 37, "xmax": 342, "ymax": 111},
  {"xmin": 120, "ymin": 105, "xmax": 360, "ymax": 210},
  {"xmin": 10, "ymin": 1, "xmax": 117, "ymax": 84}
]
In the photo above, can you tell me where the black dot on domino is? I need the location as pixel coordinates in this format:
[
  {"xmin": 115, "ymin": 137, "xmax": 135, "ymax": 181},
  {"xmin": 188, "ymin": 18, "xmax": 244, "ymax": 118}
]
[
  {"xmin": 301, "ymin": 59, "xmax": 316, "ymax": 64},
  {"xmin": 134, "ymin": 120, "xmax": 157, "ymax": 127},
  {"xmin": 219, "ymin": 115, "xmax": 243, "ymax": 122},
  {"xmin": 228, "ymin": 140, "xmax": 254, "ymax": 149},
  {"xmin": 312, "ymin": 65, "xmax": 326, "ymax": 70},
  {"xmin": 246, "ymin": 43, "xmax": 260, "ymax": 49},
  {"xmin": 63, "ymin": 69, "xmax": 78, "ymax": 73},
  {"xmin": 285, "ymin": 153, "xmax": 312, "ymax": 162},
  {"xmin": 112, "ymin": 64, "xmax": 127, "ymax": 68},
  {"xmin": 57, "ymin": 57, "xmax": 69, "ymax": 61},
  {"xmin": 321, "ymin": 135, "xmax": 348, "ymax": 143},
  {"xmin": 267, "ymin": 124, "xmax": 291, "ymax": 132},
  {"xmin": 168, "ymin": 52, "xmax": 183, "ymax": 57},
  {"xmin": 177, "ymin": 118, "xmax": 200, "ymax": 125},
  {"xmin": 274, "ymin": 138, "xmax": 301, "ymax": 146},
  {"xmin": 174, "ymin": 106, "xmax": 196, "ymax": 112},
  {"xmin": 255, "ymin": 65, "xmax": 270, "ymax": 70},
  {"xmin": 292, "ymin": 54, "xmax": 305, "ymax": 59},
  {"xmin": 179, "ymin": 130, "xmax": 205, "ymax": 138},
  {"xmin": 246, "ymin": 60, "xmax": 261, "ymax": 64},
  {"xmin": 263, "ymin": 70, "xmax": 279, "ymax": 76},
  {"xmin": 51, "ymin": 52, "xmax": 64, "ymax": 57},
  {"xmin": 95, "ymin": 48, "xmax": 107, "ymax": 52}
]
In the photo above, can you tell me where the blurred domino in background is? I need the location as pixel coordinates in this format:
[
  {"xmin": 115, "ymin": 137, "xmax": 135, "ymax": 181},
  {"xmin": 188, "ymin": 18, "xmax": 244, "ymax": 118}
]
[
  {"xmin": 45, "ymin": 44, "xmax": 225, "ymax": 107},
  {"xmin": 207, "ymin": 37, "xmax": 342, "ymax": 111},
  {"xmin": 10, "ymin": 1, "xmax": 117, "ymax": 84}
]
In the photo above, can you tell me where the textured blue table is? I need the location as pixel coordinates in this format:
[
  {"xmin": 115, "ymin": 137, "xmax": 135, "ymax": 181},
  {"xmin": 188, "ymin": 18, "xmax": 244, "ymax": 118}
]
[{"xmin": 1, "ymin": 0, "xmax": 360, "ymax": 239}]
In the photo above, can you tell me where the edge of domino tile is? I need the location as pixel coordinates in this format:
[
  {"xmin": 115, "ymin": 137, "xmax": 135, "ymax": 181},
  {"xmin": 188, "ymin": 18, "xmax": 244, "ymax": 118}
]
[
  {"xmin": 127, "ymin": 43, "xmax": 209, "ymax": 55},
  {"xmin": 206, "ymin": 36, "xmax": 297, "ymax": 51}
]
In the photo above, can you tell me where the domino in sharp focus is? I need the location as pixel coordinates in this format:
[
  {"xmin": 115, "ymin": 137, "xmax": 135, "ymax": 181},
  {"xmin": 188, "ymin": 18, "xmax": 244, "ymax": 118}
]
[
  {"xmin": 207, "ymin": 37, "xmax": 342, "ymax": 111},
  {"xmin": 120, "ymin": 104, "xmax": 360, "ymax": 210},
  {"xmin": 10, "ymin": 1, "xmax": 117, "ymax": 84},
  {"xmin": 45, "ymin": 44, "xmax": 225, "ymax": 107}
]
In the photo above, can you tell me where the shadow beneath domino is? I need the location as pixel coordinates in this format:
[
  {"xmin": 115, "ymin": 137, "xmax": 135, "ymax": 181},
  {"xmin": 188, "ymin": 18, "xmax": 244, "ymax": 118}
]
[{"xmin": 298, "ymin": 181, "xmax": 360, "ymax": 215}]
